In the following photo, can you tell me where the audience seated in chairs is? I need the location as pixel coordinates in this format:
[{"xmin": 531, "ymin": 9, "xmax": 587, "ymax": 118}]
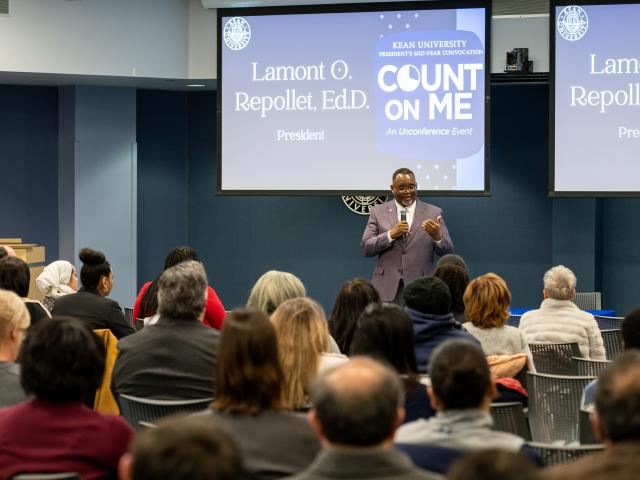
[
  {"xmin": 112, "ymin": 260, "xmax": 219, "ymax": 401},
  {"xmin": 433, "ymin": 263, "xmax": 469, "ymax": 324},
  {"xmin": 35, "ymin": 260, "xmax": 78, "ymax": 312},
  {"xmin": 329, "ymin": 278, "xmax": 380, "ymax": 355},
  {"xmin": 402, "ymin": 276, "xmax": 479, "ymax": 373},
  {"xmin": 350, "ymin": 303, "xmax": 436, "ymax": 423},
  {"xmin": 396, "ymin": 340, "xmax": 536, "ymax": 460},
  {"xmin": 286, "ymin": 357, "xmax": 439, "ymax": 480},
  {"xmin": 0, "ymin": 289, "xmax": 30, "ymax": 407},
  {"xmin": 0, "ymin": 316, "xmax": 133, "ymax": 478},
  {"xmin": 0, "ymin": 256, "xmax": 50, "ymax": 327},
  {"xmin": 271, "ymin": 298, "xmax": 348, "ymax": 410},
  {"xmin": 202, "ymin": 308, "xmax": 320, "ymax": 480},
  {"xmin": 519, "ymin": 265, "xmax": 605, "ymax": 360},
  {"xmin": 133, "ymin": 246, "xmax": 226, "ymax": 329},
  {"xmin": 247, "ymin": 270, "xmax": 307, "ymax": 315},
  {"xmin": 583, "ymin": 308, "xmax": 640, "ymax": 409},
  {"xmin": 543, "ymin": 350, "xmax": 640, "ymax": 480},
  {"xmin": 52, "ymin": 248, "xmax": 134, "ymax": 339},
  {"xmin": 118, "ymin": 415, "xmax": 242, "ymax": 480}
]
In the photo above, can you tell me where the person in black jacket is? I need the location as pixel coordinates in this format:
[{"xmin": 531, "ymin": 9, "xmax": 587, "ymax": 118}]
[{"xmin": 52, "ymin": 248, "xmax": 134, "ymax": 338}]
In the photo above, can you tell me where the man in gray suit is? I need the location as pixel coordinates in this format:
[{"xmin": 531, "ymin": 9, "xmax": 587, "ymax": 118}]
[
  {"xmin": 361, "ymin": 167, "xmax": 454, "ymax": 302},
  {"xmin": 286, "ymin": 357, "xmax": 438, "ymax": 480},
  {"xmin": 112, "ymin": 260, "xmax": 219, "ymax": 401}
]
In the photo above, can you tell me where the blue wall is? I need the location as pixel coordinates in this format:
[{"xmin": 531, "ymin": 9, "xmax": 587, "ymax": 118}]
[
  {"xmin": 136, "ymin": 90, "xmax": 188, "ymax": 287},
  {"xmin": 0, "ymin": 86, "xmax": 58, "ymax": 262}
]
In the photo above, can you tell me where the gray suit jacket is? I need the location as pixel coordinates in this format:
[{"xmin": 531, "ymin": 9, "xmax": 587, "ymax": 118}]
[
  {"xmin": 285, "ymin": 448, "xmax": 440, "ymax": 480},
  {"xmin": 361, "ymin": 200, "xmax": 454, "ymax": 301},
  {"xmin": 112, "ymin": 315, "xmax": 219, "ymax": 400}
]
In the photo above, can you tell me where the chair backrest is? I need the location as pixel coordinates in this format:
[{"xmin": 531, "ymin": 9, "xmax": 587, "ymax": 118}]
[
  {"xmin": 572, "ymin": 357, "xmax": 611, "ymax": 377},
  {"xmin": 489, "ymin": 402, "xmax": 531, "ymax": 440},
  {"xmin": 134, "ymin": 318, "xmax": 145, "ymax": 332},
  {"xmin": 528, "ymin": 342, "xmax": 581, "ymax": 375},
  {"xmin": 506, "ymin": 315, "xmax": 521, "ymax": 328},
  {"xmin": 579, "ymin": 409, "xmax": 599, "ymax": 445},
  {"xmin": 601, "ymin": 329, "xmax": 622, "ymax": 360},
  {"xmin": 573, "ymin": 292, "xmax": 601, "ymax": 310},
  {"xmin": 594, "ymin": 315, "xmax": 623, "ymax": 330},
  {"xmin": 527, "ymin": 442, "xmax": 604, "ymax": 466},
  {"xmin": 527, "ymin": 372, "xmax": 596, "ymax": 444},
  {"xmin": 124, "ymin": 307, "xmax": 134, "ymax": 326},
  {"xmin": 117, "ymin": 394, "xmax": 213, "ymax": 430},
  {"xmin": 12, "ymin": 475, "xmax": 80, "ymax": 480}
]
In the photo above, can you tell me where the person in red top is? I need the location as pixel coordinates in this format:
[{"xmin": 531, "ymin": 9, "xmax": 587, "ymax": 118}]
[
  {"xmin": 0, "ymin": 316, "xmax": 134, "ymax": 479},
  {"xmin": 133, "ymin": 246, "xmax": 226, "ymax": 329}
]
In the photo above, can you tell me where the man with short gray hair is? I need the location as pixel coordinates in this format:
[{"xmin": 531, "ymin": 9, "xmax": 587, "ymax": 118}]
[
  {"xmin": 112, "ymin": 261, "xmax": 219, "ymax": 400},
  {"xmin": 519, "ymin": 265, "xmax": 605, "ymax": 359},
  {"xmin": 286, "ymin": 357, "xmax": 438, "ymax": 480}
]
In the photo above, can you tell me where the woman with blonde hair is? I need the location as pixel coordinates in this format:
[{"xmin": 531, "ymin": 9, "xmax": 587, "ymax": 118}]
[
  {"xmin": 247, "ymin": 270, "xmax": 306, "ymax": 315},
  {"xmin": 271, "ymin": 298, "xmax": 347, "ymax": 409},
  {"xmin": 203, "ymin": 308, "xmax": 320, "ymax": 479},
  {"xmin": 0, "ymin": 289, "xmax": 30, "ymax": 407}
]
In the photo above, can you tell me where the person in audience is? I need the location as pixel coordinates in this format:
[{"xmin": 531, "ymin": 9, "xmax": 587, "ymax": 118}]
[
  {"xmin": 519, "ymin": 265, "xmax": 605, "ymax": 359},
  {"xmin": 350, "ymin": 303, "xmax": 435, "ymax": 422},
  {"xmin": 133, "ymin": 246, "xmax": 226, "ymax": 329},
  {"xmin": 203, "ymin": 308, "xmax": 320, "ymax": 479},
  {"xmin": 118, "ymin": 415, "xmax": 242, "ymax": 480},
  {"xmin": 403, "ymin": 276, "xmax": 479, "ymax": 372},
  {"xmin": 0, "ymin": 245, "xmax": 16, "ymax": 259},
  {"xmin": 448, "ymin": 449, "xmax": 539, "ymax": 480},
  {"xmin": 0, "ymin": 256, "xmax": 50, "ymax": 327},
  {"xmin": 52, "ymin": 248, "xmax": 134, "ymax": 338},
  {"xmin": 583, "ymin": 308, "xmax": 640, "ymax": 408},
  {"xmin": 395, "ymin": 340, "xmax": 530, "ymax": 455},
  {"xmin": 112, "ymin": 260, "xmax": 219, "ymax": 400},
  {"xmin": 0, "ymin": 289, "xmax": 30, "ymax": 407},
  {"xmin": 271, "ymin": 297, "xmax": 347, "ymax": 409},
  {"xmin": 247, "ymin": 270, "xmax": 306, "ymax": 315},
  {"xmin": 0, "ymin": 316, "xmax": 133, "ymax": 478},
  {"xmin": 329, "ymin": 278, "xmax": 381, "ymax": 354},
  {"xmin": 544, "ymin": 351, "xmax": 640, "ymax": 480},
  {"xmin": 286, "ymin": 357, "xmax": 438, "ymax": 480},
  {"xmin": 36, "ymin": 259, "xmax": 78, "ymax": 312},
  {"xmin": 437, "ymin": 253, "xmax": 468, "ymax": 273},
  {"xmin": 463, "ymin": 273, "xmax": 530, "ymax": 357},
  {"xmin": 434, "ymin": 263, "xmax": 469, "ymax": 323}
]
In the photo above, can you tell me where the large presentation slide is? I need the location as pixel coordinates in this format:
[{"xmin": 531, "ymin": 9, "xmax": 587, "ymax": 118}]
[
  {"xmin": 218, "ymin": 2, "xmax": 489, "ymax": 194},
  {"xmin": 553, "ymin": 1, "xmax": 640, "ymax": 194}
]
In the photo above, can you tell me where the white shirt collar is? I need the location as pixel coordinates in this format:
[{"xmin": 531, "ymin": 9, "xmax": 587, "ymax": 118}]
[{"xmin": 395, "ymin": 200, "xmax": 416, "ymax": 213}]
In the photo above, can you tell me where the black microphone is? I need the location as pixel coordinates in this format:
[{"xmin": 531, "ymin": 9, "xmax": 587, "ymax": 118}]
[{"xmin": 400, "ymin": 210, "xmax": 408, "ymax": 242}]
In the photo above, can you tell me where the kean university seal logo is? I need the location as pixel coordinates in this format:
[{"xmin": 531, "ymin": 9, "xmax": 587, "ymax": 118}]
[
  {"xmin": 342, "ymin": 195, "xmax": 387, "ymax": 215},
  {"xmin": 224, "ymin": 17, "xmax": 251, "ymax": 50},
  {"xmin": 557, "ymin": 5, "xmax": 589, "ymax": 42}
]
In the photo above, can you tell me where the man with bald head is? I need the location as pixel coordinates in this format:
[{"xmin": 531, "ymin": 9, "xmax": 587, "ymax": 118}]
[{"xmin": 286, "ymin": 357, "xmax": 438, "ymax": 480}]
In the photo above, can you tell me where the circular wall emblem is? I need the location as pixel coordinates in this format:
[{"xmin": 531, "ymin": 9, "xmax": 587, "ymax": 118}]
[
  {"xmin": 557, "ymin": 5, "xmax": 588, "ymax": 42},
  {"xmin": 342, "ymin": 195, "xmax": 387, "ymax": 215},
  {"xmin": 223, "ymin": 17, "xmax": 251, "ymax": 50}
]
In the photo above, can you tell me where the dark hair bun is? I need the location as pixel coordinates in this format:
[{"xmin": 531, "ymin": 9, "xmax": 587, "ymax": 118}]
[{"xmin": 79, "ymin": 248, "xmax": 106, "ymax": 266}]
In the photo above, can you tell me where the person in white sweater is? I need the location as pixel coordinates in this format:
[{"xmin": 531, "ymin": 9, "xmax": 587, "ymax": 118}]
[{"xmin": 519, "ymin": 265, "xmax": 606, "ymax": 360}]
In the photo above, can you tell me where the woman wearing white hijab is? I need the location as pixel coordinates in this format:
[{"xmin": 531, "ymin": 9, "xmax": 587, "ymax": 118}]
[{"xmin": 36, "ymin": 260, "xmax": 78, "ymax": 312}]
